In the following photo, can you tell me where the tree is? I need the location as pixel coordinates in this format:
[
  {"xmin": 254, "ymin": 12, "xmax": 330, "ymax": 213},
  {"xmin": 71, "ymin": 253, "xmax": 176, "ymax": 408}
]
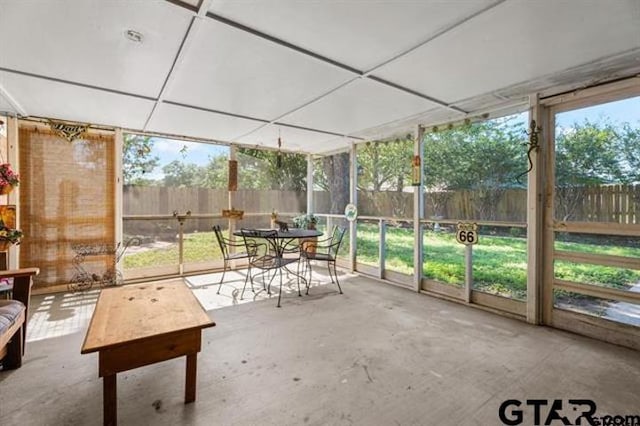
[
  {"xmin": 237, "ymin": 149, "xmax": 307, "ymax": 192},
  {"xmin": 123, "ymin": 134, "xmax": 159, "ymax": 185},
  {"xmin": 357, "ymin": 138, "xmax": 413, "ymax": 192},
  {"xmin": 423, "ymin": 118, "xmax": 525, "ymax": 190},
  {"xmin": 197, "ymin": 155, "xmax": 228, "ymax": 189},
  {"xmin": 355, "ymin": 138, "xmax": 413, "ymax": 217},
  {"xmin": 615, "ymin": 122, "xmax": 640, "ymax": 184},
  {"xmin": 162, "ymin": 161, "xmax": 201, "ymax": 187},
  {"xmin": 423, "ymin": 117, "xmax": 526, "ymax": 220},
  {"xmin": 554, "ymin": 119, "xmax": 634, "ymax": 221},
  {"xmin": 322, "ymin": 152, "xmax": 350, "ymax": 214}
]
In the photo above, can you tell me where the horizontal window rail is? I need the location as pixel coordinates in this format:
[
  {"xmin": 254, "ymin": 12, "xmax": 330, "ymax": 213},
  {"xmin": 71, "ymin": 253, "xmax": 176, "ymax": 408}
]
[
  {"xmin": 555, "ymin": 250, "xmax": 640, "ymax": 270},
  {"xmin": 554, "ymin": 279, "xmax": 640, "ymax": 305},
  {"xmin": 420, "ymin": 218, "xmax": 526, "ymax": 228},
  {"xmin": 554, "ymin": 221, "xmax": 640, "ymax": 237}
]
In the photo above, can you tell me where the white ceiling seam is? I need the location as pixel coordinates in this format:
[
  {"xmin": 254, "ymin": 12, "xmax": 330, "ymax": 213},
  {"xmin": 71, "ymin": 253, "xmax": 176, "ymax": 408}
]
[
  {"xmin": 279, "ymin": 78, "xmax": 440, "ymax": 135},
  {"xmin": 271, "ymin": 121, "xmax": 363, "ymax": 141},
  {"xmin": 159, "ymin": 100, "xmax": 363, "ymax": 141},
  {"xmin": 0, "ymin": 67, "xmax": 157, "ymax": 103},
  {"xmin": 204, "ymin": 9, "xmax": 363, "ymax": 76},
  {"xmin": 360, "ymin": 0, "xmax": 507, "ymax": 78},
  {"xmin": 143, "ymin": 0, "xmax": 214, "ymax": 131},
  {"xmin": 0, "ymin": 71, "xmax": 156, "ymax": 129},
  {"xmin": 231, "ymin": 77, "xmax": 362, "ymax": 141},
  {"xmin": 142, "ymin": 16, "xmax": 197, "ymax": 130},
  {"xmin": 0, "ymin": 82, "xmax": 27, "ymax": 116}
]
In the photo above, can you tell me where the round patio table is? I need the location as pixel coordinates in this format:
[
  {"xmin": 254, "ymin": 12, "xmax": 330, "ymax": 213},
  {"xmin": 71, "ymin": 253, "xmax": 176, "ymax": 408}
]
[
  {"xmin": 233, "ymin": 228, "xmax": 323, "ymax": 306},
  {"xmin": 233, "ymin": 229, "xmax": 322, "ymax": 239}
]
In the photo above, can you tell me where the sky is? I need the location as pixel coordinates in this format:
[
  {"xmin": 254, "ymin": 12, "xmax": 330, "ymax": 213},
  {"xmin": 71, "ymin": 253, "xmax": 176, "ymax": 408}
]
[
  {"xmin": 145, "ymin": 138, "xmax": 229, "ymax": 180},
  {"xmin": 556, "ymin": 96, "xmax": 640, "ymax": 127}
]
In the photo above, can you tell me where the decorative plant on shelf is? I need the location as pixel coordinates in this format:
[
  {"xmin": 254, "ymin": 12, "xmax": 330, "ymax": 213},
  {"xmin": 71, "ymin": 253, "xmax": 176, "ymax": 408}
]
[
  {"xmin": 0, "ymin": 163, "xmax": 19, "ymax": 195},
  {"xmin": 292, "ymin": 214, "xmax": 318, "ymax": 230},
  {"xmin": 0, "ymin": 220, "xmax": 22, "ymax": 251}
]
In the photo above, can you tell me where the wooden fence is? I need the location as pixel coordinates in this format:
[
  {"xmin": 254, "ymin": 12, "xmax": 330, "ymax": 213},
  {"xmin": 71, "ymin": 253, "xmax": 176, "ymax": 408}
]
[{"xmin": 123, "ymin": 184, "xmax": 640, "ymax": 231}]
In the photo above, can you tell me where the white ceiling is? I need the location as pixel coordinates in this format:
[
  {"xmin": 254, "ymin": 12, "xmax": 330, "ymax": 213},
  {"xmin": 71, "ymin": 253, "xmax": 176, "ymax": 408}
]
[{"xmin": 0, "ymin": 0, "xmax": 639, "ymax": 154}]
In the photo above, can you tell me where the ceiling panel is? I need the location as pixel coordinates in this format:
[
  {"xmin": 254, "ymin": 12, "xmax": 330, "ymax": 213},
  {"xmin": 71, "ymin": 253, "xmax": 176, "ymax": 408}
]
[
  {"xmin": 0, "ymin": 0, "xmax": 192, "ymax": 98},
  {"xmin": 236, "ymin": 124, "xmax": 354, "ymax": 152},
  {"xmin": 375, "ymin": 0, "xmax": 640, "ymax": 104},
  {"xmin": 0, "ymin": 72, "xmax": 154, "ymax": 129},
  {"xmin": 282, "ymin": 79, "xmax": 438, "ymax": 135},
  {"xmin": 146, "ymin": 103, "xmax": 264, "ymax": 142},
  {"xmin": 165, "ymin": 18, "xmax": 354, "ymax": 120},
  {"xmin": 208, "ymin": 0, "xmax": 496, "ymax": 71}
]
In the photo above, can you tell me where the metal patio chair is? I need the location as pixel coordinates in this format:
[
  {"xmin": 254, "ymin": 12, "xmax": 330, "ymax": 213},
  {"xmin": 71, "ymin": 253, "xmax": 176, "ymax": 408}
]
[
  {"xmin": 213, "ymin": 225, "xmax": 251, "ymax": 295},
  {"xmin": 239, "ymin": 229, "xmax": 301, "ymax": 308},
  {"xmin": 301, "ymin": 226, "xmax": 346, "ymax": 295}
]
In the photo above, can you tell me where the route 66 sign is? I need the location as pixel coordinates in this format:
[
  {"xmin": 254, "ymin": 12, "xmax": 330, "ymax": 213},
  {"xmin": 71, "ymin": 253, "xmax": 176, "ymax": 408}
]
[{"xmin": 456, "ymin": 222, "xmax": 478, "ymax": 245}]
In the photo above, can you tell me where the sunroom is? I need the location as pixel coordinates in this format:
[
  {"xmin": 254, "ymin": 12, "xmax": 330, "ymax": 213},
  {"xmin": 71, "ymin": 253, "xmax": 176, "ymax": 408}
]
[{"xmin": 1, "ymin": 1, "xmax": 639, "ymax": 425}]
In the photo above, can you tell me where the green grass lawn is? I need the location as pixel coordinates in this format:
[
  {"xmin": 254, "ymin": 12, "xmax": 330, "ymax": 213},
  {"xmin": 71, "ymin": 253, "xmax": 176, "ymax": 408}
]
[
  {"xmin": 123, "ymin": 232, "xmax": 222, "ymax": 268},
  {"xmin": 124, "ymin": 225, "xmax": 640, "ymax": 301},
  {"xmin": 355, "ymin": 224, "xmax": 640, "ymax": 300}
]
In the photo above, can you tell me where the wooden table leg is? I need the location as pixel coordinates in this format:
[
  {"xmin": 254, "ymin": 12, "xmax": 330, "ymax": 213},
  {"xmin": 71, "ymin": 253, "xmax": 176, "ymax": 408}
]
[
  {"xmin": 103, "ymin": 374, "xmax": 117, "ymax": 426},
  {"xmin": 185, "ymin": 353, "xmax": 197, "ymax": 403}
]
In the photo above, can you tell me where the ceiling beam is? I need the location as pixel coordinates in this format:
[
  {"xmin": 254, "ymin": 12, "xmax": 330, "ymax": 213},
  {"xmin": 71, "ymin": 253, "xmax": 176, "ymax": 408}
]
[
  {"xmin": 143, "ymin": 0, "xmax": 214, "ymax": 131},
  {"xmin": 163, "ymin": 100, "xmax": 270, "ymax": 124},
  {"xmin": 205, "ymin": 10, "xmax": 364, "ymax": 76},
  {"xmin": 0, "ymin": 67, "xmax": 156, "ymax": 102}
]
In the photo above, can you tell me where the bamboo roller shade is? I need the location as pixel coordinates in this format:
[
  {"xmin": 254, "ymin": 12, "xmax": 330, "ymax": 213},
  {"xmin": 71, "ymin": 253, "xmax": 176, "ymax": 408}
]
[{"xmin": 19, "ymin": 126, "xmax": 115, "ymax": 290}]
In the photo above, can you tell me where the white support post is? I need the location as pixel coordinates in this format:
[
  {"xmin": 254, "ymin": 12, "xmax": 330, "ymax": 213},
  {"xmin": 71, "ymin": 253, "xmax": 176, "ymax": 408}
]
[
  {"xmin": 378, "ymin": 219, "xmax": 385, "ymax": 279},
  {"xmin": 465, "ymin": 245, "xmax": 473, "ymax": 303},
  {"xmin": 349, "ymin": 143, "xmax": 357, "ymax": 273},
  {"xmin": 527, "ymin": 94, "xmax": 544, "ymax": 324},
  {"xmin": 307, "ymin": 154, "xmax": 314, "ymax": 215},
  {"xmin": 413, "ymin": 126, "xmax": 425, "ymax": 292},
  {"xmin": 7, "ymin": 117, "xmax": 19, "ymax": 269},
  {"xmin": 228, "ymin": 145, "xmax": 237, "ymax": 248},
  {"xmin": 114, "ymin": 128, "xmax": 124, "ymax": 272}
]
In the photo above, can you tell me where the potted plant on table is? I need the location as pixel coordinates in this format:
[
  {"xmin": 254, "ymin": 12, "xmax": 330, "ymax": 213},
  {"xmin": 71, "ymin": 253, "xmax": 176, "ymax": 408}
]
[
  {"xmin": 0, "ymin": 220, "xmax": 22, "ymax": 251},
  {"xmin": 293, "ymin": 214, "xmax": 319, "ymax": 253},
  {"xmin": 0, "ymin": 163, "xmax": 19, "ymax": 195},
  {"xmin": 292, "ymin": 214, "xmax": 318, "ymax": 230}
]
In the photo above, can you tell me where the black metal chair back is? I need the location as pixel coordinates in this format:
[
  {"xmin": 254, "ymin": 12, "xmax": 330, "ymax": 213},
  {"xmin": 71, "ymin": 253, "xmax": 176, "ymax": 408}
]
[
  {"xmin": 213, "ymin": 225, "xmax": 228, "ymax": 258},
  {"xmin": 329, "ymin": 227, "xmax": 347, "ymax": 259},
  {"xmin": 211, "ymin": 225, "xmax": 252, "ymax": 296},
  {"xmin": 240, "ymin": 229, "xmax": 279, "ymax": 259},
  {"xmin": 239, "ymin": 228, "xmax": 300, "ymax": 307}
]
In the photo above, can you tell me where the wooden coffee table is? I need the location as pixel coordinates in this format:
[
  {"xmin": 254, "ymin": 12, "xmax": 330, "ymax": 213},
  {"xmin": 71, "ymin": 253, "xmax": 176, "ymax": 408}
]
[{"xmin": 81, "ymin": 282, "xmax": 215, "ymax": 426}]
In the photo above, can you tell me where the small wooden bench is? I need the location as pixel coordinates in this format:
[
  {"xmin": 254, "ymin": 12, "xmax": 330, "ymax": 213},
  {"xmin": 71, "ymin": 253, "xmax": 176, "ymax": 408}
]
[{"xmin": 0, "ymin": 268, "xmax": 39, "ymax": 370}]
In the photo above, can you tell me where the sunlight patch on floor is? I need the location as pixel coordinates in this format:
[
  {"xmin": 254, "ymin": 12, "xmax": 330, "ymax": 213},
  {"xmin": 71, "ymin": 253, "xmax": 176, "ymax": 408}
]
[
  {"xmin": 26, "ymin": 265, "xmax": 345, "ymax": 342},
  {"xmin": 28, "ymin": 290, "xmax": 99, "ymax": 342}
]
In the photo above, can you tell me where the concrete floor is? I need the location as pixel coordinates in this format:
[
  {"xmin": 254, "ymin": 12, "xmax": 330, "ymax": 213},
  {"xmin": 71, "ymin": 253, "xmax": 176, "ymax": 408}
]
[{"xmin": 1, "ymin": 268, "xmax": 639, "ymax": 425}]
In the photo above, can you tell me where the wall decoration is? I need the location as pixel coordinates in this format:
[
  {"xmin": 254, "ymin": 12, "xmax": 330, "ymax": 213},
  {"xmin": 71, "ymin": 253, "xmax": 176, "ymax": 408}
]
[
  {"xmin": 48, "ymin": 119, "xmax": 89, "ymax": 142},
  {"xmin": 411, "ymin": 155, "xmax": 421, "ymax": 186},
  {"xmin": 228, "ymin": 160, "xmax": 238, "ymax": 191},
  {"xmin": 344, "ymin": 204, "xmax": 358, "ymax": 222}
]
